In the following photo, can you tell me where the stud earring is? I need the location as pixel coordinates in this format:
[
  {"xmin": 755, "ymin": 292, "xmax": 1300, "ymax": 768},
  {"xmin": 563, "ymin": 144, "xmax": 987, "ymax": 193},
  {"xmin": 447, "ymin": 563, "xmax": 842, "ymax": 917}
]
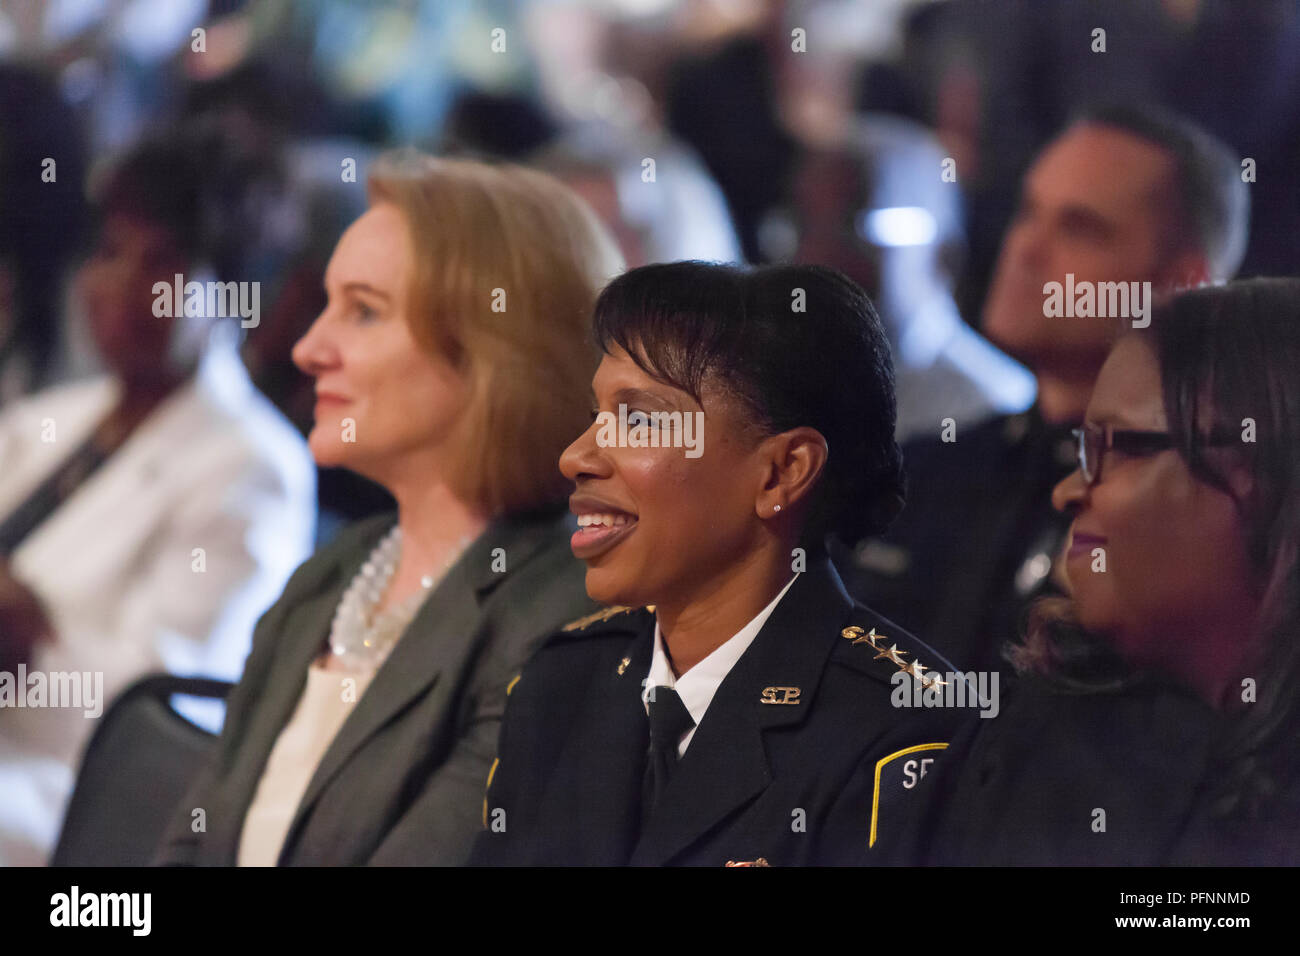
[{"xmin": 773, "ymin": 504, "xmax": 782, "ymax": 513}]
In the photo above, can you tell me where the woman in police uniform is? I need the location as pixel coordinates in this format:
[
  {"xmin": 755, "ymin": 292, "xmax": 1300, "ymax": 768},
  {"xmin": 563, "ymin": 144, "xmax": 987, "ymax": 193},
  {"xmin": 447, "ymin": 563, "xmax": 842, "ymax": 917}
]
[{"xmin": 471, "ymin": 261, "xmax": 966, "ymax": 867}]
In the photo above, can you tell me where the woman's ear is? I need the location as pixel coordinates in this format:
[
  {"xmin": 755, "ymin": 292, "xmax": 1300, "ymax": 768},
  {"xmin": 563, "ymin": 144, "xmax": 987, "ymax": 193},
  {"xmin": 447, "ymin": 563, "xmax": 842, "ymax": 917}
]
[{"xmin": 755, "ymin": 427, "xmax": 828, "ymax": 517}]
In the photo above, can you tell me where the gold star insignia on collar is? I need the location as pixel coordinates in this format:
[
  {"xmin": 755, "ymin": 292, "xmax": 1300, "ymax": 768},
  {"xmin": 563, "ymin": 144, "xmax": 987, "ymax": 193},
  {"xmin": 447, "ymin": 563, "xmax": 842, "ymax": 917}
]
[
  {"xmin": 841, "ymin": 625, "xmax": 935, "ymax": 685},
  {"xmin": 876, "ymin": 644, "xmax": 908, "ymax": 665}
]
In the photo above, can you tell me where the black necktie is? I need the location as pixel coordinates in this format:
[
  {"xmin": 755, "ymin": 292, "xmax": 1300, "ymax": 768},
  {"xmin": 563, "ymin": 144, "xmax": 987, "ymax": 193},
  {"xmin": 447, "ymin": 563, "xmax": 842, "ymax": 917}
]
[{"xmin": 642, "ymin": 685, "xmax": 695, "ymax": 822}]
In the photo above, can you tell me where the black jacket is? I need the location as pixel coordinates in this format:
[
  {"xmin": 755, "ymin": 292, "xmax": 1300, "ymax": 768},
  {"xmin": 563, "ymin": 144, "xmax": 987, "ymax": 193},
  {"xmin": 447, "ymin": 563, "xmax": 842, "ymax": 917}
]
[
  {"xmin": 471, "ymin": 556, "xmax": 967, "ymax": 866},
  {"xmin": 887, "ymin": 675, "xmax": 1224, "ymax": 866},
  {"xmin": 835, "ymin": 409, "xmax": 1077, "ymax": 674}
]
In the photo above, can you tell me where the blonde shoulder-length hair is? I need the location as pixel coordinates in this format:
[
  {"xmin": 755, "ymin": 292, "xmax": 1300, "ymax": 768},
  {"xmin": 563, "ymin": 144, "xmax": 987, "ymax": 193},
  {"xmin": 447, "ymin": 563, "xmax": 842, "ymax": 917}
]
[{"xmin": 367, "ymin": 150, "xmax": 624, "ymax": 516}]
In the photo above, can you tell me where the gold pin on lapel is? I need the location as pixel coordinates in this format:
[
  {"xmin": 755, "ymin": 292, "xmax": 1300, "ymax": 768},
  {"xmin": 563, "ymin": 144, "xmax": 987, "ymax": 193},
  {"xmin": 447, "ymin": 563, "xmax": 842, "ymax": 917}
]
[
  {"xmin": 842, "ymin": 625, "xmax": 882, "ymax": 647},
  {"xmin": 759, "ymin": 686, "xmax": 801, "ymax": 705},
  {"xmin": 616, "ymin": 656, "xmax": 631, "ymax": 676}
]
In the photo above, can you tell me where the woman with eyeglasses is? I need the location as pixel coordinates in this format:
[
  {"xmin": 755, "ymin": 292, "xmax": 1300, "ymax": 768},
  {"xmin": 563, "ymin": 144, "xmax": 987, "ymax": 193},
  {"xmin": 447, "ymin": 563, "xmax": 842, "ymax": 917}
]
[{"xmin": 890, "ymin": 278, "xmax": 1300, "ymax": 866}]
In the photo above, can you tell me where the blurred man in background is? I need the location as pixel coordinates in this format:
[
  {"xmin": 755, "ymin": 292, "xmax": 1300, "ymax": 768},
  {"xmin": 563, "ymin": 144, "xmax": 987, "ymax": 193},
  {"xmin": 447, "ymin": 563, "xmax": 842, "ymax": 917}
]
[{"xmin": 838, "ymin": 103, "xmax": 1249, "ymax": 674}]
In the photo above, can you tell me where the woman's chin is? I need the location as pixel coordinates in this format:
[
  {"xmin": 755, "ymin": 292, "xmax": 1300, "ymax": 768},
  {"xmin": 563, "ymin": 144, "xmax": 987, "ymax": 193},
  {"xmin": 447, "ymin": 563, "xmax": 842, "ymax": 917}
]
[
  {"xmin": 308, "ymin": 436, "xmax": 355, "ymax": 471},
  {"xmin": 583, "ymin": 567, "xmax": 644, "ymax": 609}
]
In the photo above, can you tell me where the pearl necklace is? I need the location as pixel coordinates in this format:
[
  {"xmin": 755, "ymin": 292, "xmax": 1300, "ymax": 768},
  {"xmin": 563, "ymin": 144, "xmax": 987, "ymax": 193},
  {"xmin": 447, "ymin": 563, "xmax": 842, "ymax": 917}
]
[{"xmin": 327, "ymin": 524, "xmax": 471, "ymax": 672}]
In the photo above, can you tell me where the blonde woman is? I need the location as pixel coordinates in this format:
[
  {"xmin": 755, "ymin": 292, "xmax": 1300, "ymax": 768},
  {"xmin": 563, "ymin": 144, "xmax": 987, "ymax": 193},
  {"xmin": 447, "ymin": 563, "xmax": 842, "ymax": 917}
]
[{"xmin": 156, "ymin": 152, "xmax": 623, "ymax": 866}]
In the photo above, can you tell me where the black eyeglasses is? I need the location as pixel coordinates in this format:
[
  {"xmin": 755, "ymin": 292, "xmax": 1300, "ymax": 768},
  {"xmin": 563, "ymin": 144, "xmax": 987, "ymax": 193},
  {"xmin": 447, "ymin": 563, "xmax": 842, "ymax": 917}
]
[
  {"xmin": 1071, "ymin": 423, "xmax": 1239, "ymax": 486},
  {"xmin": 1071, "ymin": 424, "xmax": 1169, "ymax": 486}
]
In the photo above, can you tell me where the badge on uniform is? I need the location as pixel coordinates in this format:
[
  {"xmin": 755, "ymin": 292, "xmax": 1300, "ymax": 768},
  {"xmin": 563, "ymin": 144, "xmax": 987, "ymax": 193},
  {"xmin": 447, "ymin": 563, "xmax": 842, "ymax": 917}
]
[
  {"xmin": 759, "ymin": 686, "xmax": 801, "ymax": 705},
  {"xmin": 869, "ymin": 742, "xmax": 949, "ymax": 848}
]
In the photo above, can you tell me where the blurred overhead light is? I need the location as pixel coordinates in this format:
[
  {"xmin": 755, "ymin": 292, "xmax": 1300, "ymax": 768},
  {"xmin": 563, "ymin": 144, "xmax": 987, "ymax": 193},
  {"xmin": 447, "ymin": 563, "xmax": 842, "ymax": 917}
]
[
  {"xmin": 598, "ymin": 0, "xmax": 679, "ymax": 16},
  {"xmin": 857, "ymin": 206, "xmax": 938, "ymax": 247}
]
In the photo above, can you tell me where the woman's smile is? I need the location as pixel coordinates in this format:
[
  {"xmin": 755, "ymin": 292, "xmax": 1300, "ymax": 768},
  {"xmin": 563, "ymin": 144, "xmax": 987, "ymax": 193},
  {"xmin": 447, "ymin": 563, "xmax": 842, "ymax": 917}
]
[{"xmin": 569, "ymin": 495, "xmax": 639, "ymax": 560}]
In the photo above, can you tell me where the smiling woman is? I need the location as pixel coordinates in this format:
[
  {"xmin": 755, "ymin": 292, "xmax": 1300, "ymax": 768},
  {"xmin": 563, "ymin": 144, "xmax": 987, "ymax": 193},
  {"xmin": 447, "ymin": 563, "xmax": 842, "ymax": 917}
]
[
  {"xmin": 154, "ymin": 152, "xmax": 625, "ymax": 867},
  {"xmin": 472, "ymin": 261, "xmax": 966, "ymax": 866},
  {"xmin": 562, "ymin": 262, "xmax": 909, "ymax": 623},
  {"xmin": 906, "ymin": 278, "xmax": 1300, "ymax": 866}
]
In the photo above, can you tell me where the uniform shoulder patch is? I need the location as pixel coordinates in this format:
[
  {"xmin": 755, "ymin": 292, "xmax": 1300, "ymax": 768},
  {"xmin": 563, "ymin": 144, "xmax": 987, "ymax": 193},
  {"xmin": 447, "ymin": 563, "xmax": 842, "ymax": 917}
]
[
  {"xmin": 839, "ymin": 625, "xmax": 947, "ymax": 688},
  {"xmin": 561, "ymin": 604, "xmax": 655, "ymax": 632},
  {"xmin": 870, "ymin": 742, "xmax": 949, "ymax": 849}
]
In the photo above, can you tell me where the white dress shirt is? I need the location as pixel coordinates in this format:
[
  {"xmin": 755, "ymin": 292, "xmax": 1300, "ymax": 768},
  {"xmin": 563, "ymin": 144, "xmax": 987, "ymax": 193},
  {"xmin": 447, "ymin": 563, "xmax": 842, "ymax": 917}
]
[{"xmin": 642, "ymin": 574, "xmax": 798, "ymax": 757}]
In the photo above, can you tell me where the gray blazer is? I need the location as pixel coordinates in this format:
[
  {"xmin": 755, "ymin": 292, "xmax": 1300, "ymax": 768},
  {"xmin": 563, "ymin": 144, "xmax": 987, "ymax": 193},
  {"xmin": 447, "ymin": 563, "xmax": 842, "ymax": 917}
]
[{"xmin": 154, "ymin": 506, "xmax": 593, "ymax": 866}]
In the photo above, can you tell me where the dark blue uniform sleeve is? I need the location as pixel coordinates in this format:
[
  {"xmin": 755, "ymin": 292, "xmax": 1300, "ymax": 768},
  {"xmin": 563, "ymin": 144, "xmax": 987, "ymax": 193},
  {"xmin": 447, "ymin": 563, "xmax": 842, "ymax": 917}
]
[{"xmin": 818, "ymin": 732, "xmax": 966, "ymax": 865}]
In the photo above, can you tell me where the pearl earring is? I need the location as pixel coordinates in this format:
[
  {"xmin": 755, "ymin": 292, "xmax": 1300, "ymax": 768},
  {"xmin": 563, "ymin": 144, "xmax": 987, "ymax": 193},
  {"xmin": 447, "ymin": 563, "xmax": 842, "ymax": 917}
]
[{"xmin": 773, "ymin": 504, "xmax": 781, "ymax": 513}]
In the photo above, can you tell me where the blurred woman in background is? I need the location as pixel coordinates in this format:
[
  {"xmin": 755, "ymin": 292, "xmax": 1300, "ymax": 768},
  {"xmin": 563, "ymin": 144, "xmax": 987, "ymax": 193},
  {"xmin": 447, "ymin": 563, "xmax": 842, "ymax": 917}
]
[
  {"xmin": 905, "ymin": 278, "xmax": 1300, "ymax": 865},
  {"xmin": 0, "ymin": 135, "xmax": 316, "ymax": 866},
  {"xmin": 157, "ymin": 151, "xmax": 624, "ymax": 866}
]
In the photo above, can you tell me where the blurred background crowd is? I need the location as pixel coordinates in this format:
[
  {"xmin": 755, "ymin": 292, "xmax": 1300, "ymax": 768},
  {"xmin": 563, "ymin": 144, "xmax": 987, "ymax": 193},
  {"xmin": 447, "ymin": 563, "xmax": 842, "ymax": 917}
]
[
  {"xmin": 4, "ymin": 0, "xmax": 1298, "ymax": 434},
  {"xmin": 0, "ymin": 0, "xmax": 1298, "ymax": 866}
]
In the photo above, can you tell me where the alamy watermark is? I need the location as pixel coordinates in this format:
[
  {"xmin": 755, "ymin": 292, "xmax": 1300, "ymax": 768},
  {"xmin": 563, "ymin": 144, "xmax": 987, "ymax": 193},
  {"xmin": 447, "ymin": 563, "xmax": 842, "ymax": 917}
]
[
  {"xmin": 890, "ymin": 669, "xmax": 1000, "ymax": 719},
  {"xmin": 1043, "ymin": 273, "xmax": 1152, "ymax": 328},
  {"xmin": 0, "ymin": 666, "xmax": 103, "ymax": 718},
  {"xmin": 152, "ymin": 273, "xmax": 260, "ymax": 328},
  {"xmin": 595, "ymin": 404, "xmax": 704, "ymax": 459},
  {"xmin": 50, "ymin": 886, "xmax": 150, "ymax": 936}
]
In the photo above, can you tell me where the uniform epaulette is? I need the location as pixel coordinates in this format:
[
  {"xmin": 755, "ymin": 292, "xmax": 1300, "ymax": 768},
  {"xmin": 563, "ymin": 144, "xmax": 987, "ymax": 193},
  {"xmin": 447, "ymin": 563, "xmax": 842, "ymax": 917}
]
[
  {"xmin": 839, "ymin": 624, "xmax": 948, "ymax": 688},
  {"xmin": 561, "ymin": 604, "xmax": 655, "ymax": 632}
]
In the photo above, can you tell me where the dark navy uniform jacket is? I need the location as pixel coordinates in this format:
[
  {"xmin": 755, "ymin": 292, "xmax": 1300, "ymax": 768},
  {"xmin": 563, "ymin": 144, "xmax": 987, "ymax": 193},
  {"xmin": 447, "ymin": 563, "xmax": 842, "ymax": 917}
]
[
  {"xmin": 834, "ymin": 409, "xmax": 1077, "ymax": 674},
  {"xmin": 470, "ymin": 556, "xmax": 968, "ymax": 866},
  {"xmin": 882, "ymin": 675, "xmax": 1223, "ymax": 866},
  {"xmin": 895, "ymin": 675, "xmax": 1300, "ymax": 866}
]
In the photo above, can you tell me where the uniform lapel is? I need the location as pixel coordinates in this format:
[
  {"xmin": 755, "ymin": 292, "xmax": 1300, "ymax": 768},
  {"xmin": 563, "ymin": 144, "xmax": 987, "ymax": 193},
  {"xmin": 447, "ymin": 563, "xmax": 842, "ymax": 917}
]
[
  {"xmin": 629, "ymin": 557, "xmax": 854, "ymax": 866},
  {"xmin": 540, "ymin": 624, "xmax": 655, "ymax": 865}
]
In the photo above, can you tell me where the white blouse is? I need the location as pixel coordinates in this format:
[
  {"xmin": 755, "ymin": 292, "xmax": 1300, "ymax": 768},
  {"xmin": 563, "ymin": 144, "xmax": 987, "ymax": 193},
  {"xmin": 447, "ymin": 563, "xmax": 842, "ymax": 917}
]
[{"xmin": 237, "ymin": 661, "xmax": 377, "ymax": 866}]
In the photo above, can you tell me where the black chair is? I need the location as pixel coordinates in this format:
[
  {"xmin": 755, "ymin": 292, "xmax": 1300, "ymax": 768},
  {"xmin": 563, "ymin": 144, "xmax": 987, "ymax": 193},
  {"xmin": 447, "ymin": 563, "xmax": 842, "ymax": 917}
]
[{"xmin": 51, "ymin": 674, "xmax": 233, "ymax": 866}]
